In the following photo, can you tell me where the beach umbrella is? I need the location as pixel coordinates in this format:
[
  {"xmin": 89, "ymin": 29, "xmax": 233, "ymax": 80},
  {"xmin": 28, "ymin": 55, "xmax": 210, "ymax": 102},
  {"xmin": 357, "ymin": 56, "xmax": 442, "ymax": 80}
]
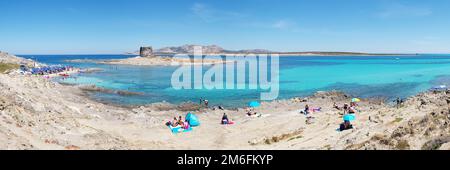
[
  {"xmin": 343, "ymin": 114, "xmax": 356, "ymax": 121},
  {"xmin": 248, "ymin": 101, "xmax": 261, "ymax": 108},
  {"xmin": 352, "ymin": 98, "xmax": 361, "ymax": 102}
]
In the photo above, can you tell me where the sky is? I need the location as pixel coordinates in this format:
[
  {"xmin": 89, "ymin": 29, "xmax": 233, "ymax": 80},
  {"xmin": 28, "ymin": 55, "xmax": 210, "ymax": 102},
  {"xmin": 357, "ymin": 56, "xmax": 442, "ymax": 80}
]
[{"xmin": 1, "ymin": 0, "xmax": 450, "ymax": 54}]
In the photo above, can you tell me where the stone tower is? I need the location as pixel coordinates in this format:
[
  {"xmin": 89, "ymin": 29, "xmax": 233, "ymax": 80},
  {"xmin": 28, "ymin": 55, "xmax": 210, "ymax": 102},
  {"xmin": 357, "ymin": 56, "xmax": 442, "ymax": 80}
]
[{"xmin": 140, "ymin": 46, "xmax": 154, "ymax": 57}]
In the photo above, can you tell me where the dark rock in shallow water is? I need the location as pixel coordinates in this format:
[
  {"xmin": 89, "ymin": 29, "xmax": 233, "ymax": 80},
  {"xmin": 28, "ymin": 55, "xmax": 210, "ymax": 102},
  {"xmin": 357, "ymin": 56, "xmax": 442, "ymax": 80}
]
[
  {"xmin": 116, "ymin": 90, "xmax": 144, "ymax": 96},
  {"xmin": 78, "ymin": 85, "xmax": 144, "ymax": 96}
]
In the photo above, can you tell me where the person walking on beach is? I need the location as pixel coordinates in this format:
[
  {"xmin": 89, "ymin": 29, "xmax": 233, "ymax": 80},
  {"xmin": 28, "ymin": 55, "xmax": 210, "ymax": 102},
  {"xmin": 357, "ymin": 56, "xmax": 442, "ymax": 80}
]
[
  {"xmin": 395, "ymin": 97, "xmax": 403, "ymax": 109},
  {"xmin": 200, "ymin": 97, "xmax": 204, "ymax": 105}
]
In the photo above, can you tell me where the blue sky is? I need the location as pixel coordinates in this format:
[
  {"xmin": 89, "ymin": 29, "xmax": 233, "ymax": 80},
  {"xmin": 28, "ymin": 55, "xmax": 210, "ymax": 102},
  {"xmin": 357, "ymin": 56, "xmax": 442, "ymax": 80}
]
[{"xmin": 1, "ymin": 0, "xmax": 450, "ymax": 54}]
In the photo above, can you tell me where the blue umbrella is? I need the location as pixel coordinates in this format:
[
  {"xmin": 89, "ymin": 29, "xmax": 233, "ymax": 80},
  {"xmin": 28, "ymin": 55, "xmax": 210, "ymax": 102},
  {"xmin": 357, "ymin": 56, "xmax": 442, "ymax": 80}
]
[
  {"xmin": 343, "ymin": 114, "xmax": 356, "ymax": 121},
  {"xmin": 248, "ymin": 101, "xmax": 261, "ymax": 108}
]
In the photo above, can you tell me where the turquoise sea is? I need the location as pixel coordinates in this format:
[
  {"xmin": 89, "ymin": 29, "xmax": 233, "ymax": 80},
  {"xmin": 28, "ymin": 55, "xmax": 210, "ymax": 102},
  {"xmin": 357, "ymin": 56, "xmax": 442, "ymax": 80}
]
[{"xmin": 20, "ymin": 54, "xmax": 450, "ymax": 107}]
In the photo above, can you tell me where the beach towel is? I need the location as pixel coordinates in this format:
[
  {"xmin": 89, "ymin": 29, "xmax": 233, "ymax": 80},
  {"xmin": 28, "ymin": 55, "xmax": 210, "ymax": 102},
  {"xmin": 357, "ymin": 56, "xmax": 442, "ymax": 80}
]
[
  {"xmin": 222, "ymin": 120, "xmax": 235, "ymax": 125},
  {"xmin": 310, "ymin": 108, "xmax": 321, "ymax": 112},
  {"xmin": 169, "ymin": 126, "xmax": 193, "ymax": 134}
]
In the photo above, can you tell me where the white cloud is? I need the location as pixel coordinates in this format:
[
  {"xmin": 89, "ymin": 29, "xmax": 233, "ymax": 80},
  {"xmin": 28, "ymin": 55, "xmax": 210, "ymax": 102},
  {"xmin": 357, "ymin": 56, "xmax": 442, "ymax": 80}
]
[
  {"xmin": 272, "ymin": 20, "xmax": 291, "ymax": 29},
  {"xmin": 377, "ymin": 3, "xmax": 432, "ymax": 19},
  {"xmin": 190, "ymin": 3, "xmax": 243, "ymax": 22},
  {"xmin": 271, "ymin": 19, "xmax": 301, "ymax": 32}
]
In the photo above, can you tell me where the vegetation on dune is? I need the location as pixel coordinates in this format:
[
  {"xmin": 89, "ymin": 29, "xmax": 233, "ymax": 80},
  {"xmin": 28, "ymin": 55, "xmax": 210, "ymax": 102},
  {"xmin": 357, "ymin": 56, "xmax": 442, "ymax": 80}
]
[{"xmin": 0, "ymin": 63, "xmax": 19, "ymax": 73}]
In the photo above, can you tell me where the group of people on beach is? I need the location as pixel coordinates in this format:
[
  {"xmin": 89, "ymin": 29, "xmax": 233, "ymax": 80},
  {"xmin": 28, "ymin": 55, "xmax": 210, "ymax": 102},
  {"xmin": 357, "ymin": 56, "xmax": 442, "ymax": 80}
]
[
  {"xmin": 334, "ymin": 101, "xmax": 359, "ymax": 131},
  {"xmin": 300, "ymin": 100, "xmax": 359, "ymax": 131},
  {"xmin": 21, "ymin": 65, "xmax": 75, "ymax": 76},
  {"xmin": 245, "ymin": 108, "xmax": 258, "ymax": 116},
  {"xmin": 301, "ymin": 104, "xmax": 322, "ymax": 115},
  {"xmin": 333, "ymin": 102, "xmax": 358, "ymax": 115},
  {"xmin": 166, "ymin": 116, "xmax": 190, "ymax": 129}
]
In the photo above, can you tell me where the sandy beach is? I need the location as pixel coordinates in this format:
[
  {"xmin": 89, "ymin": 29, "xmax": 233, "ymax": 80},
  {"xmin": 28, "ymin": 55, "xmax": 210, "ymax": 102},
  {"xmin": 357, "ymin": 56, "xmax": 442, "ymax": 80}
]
[{"xmin": 1, "ymin": 52, "xmax": 450, "ymax": 150}]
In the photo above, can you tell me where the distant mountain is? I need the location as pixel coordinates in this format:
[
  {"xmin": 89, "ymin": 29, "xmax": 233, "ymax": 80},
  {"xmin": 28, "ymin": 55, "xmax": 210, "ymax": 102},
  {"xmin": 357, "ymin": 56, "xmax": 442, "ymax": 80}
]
[
  {"xmin": 157, "ymin": 45, "xmax": 224, "ymax": 54},
  {"xmin": 155, "ymin": 44, "xmax": 273, "ymax": 54},
  {"xmin": 127, "ymin": 44, "xmax": 413, "ymax": 56}
]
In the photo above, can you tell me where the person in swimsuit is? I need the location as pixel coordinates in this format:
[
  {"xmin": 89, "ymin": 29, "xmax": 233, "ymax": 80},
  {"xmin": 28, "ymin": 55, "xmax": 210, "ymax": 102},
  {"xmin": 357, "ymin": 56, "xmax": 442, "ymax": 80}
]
[
  {"xmin": 172, "ymin": 117, "xmax": 178, "ymax": 127},
  {"xmin": 177, "ymin": 116, "xmax": 184, "ymax": 126}
]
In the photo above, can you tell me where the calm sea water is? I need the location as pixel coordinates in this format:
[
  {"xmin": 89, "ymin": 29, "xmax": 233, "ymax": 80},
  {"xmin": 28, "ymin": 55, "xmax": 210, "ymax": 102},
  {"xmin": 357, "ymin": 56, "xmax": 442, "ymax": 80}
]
[{"xmin": 19, "ymin": 54, "xmax": 450, "ymax": 107}]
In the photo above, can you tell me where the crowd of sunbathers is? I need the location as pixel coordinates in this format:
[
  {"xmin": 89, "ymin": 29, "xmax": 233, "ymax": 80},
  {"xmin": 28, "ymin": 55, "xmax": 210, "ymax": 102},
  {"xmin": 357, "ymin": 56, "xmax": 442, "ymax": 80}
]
[{"xmin": 19, "ymin": 64, "xmax": 75, "ymax": 76}]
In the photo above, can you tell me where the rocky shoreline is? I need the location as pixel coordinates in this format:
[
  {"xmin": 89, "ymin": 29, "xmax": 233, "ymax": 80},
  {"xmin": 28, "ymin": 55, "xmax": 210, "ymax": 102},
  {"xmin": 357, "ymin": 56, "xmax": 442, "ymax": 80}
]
[{"xmin": 1, "ymin": 52, "xmax": 449, "ymax": 150}]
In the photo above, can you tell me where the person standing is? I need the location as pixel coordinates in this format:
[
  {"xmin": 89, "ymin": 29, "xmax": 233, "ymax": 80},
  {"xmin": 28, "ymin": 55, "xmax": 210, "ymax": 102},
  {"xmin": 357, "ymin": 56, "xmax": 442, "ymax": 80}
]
[
  {"xmin": 395, "ymin": 97, "xmax": 401, "ymax": 109},
  {"xmin": 204, "ymin": 100, "xmax": 209, "ymax": 108}
]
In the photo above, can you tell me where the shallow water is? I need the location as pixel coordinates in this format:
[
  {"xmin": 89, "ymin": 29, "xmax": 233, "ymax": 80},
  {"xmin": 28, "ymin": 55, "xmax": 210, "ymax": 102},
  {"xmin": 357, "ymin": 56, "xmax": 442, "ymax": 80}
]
[{"xmin": 19, "ymin": 54, "xmax": 450, "ymax": 107}]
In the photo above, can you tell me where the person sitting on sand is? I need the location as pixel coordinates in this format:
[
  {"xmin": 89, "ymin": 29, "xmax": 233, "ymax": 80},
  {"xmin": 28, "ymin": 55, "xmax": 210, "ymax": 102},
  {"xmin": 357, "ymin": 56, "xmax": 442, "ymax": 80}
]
[
  {"xmin": 304, "ymin": 104, "xmax": 310, "ymax": 115},
  {"xmin": 247, "ymin": 111, "xmax": 257, "ymax": 116},
  {"xmin": 246, "ymin": 108, "xmax": 257, "ymax": 116},
  {"xmin": 348, "ymin": 106, "xmax": 357, "ymax": 114},
  {"xmin": 177, "ymin": 116, "xmax": 184, "ymax": 126},
  {"xmin": 343, "ymin": 103, "xmax": 349, "ymax": 114},
  {"xmin": 222, "ymin": 113, "xmax": 229, "ymax": 124},
  {"xmin": 339, "ymin": 120, "xmax": 353, "ymax": 131},
  {"xmin": 172, "ymin": 117, "xmax": 179, "ymax": 127}
]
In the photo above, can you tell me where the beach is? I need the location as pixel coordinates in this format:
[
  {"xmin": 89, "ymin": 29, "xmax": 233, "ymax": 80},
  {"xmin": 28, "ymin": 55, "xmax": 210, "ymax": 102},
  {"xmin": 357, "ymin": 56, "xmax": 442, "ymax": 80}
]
[{"xmin": 1, "ymin": 52, "xmax": 450, "ymax": 150}]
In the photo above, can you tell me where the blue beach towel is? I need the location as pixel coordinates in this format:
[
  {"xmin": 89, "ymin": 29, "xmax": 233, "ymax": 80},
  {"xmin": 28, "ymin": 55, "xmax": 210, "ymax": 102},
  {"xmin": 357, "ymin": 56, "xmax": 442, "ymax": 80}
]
[{"xmin": 169, "ymin": 126, "xmax": 193, "ymax": 134}]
